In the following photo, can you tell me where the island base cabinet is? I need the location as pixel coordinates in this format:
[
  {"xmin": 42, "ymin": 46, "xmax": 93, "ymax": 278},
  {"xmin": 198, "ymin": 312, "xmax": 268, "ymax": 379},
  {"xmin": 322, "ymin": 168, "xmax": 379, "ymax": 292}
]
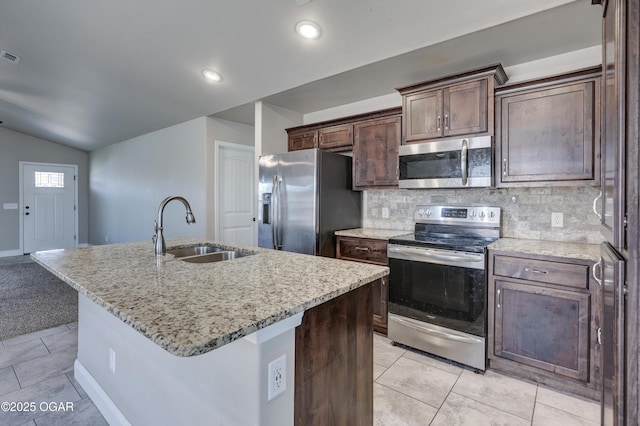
[{"xmin": 295, "ymin": 283, "xmax": 373, "ymax": 426}]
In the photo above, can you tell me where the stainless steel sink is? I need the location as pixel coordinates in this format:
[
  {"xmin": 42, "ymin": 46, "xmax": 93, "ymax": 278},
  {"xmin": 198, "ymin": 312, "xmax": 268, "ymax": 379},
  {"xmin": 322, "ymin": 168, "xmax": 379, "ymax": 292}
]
[
  {"xmin": 166, "ymin": 245, "xmax": 225, "ymax": 258},
  {"xmin": 179, "ymin": 250, "xmax": 250, "ymax": 263},
  {"xmin": 166, "ymin": 244, "xmax": 254, "ymax": 263}
]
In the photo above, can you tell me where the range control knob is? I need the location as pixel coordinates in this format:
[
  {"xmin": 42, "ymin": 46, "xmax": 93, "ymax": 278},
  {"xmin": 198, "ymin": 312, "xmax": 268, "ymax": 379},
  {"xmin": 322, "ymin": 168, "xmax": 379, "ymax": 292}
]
[
  {"xmin": 418, "ymin": 209, "xmax": 425, "ymax": 217},
  {"xmin": 470, "ymin": 210, "xmax": 477, "ymax": 218},
  {"xmin": 425, "ymin": 209, "xmax": 432, "ymax": 217},
  {"xmin": 479, "ymin": 211, "xmax": 486, "ymax": 219},
  {"xmin": 489, "ymin": 211, "xmax": 495, "ymax": 219}
]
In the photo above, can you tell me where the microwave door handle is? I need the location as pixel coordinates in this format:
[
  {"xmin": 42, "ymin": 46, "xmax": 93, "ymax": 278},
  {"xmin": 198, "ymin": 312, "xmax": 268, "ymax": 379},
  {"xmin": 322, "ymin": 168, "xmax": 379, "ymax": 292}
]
[{"xmin": 461, "ymin": 139, "xmax": 468, "ymax": 186}]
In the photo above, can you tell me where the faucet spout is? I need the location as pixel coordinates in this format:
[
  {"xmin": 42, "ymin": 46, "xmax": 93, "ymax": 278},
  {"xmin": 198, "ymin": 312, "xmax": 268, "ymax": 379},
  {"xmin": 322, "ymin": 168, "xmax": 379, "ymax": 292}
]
[{"xmin": 153, "ymin": 196, "xmax": 196, "ymax": 256}]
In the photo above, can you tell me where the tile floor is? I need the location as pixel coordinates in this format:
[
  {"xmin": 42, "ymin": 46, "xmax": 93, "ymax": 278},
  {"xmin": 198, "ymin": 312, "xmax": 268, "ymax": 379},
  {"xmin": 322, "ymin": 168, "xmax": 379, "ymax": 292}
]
[
  {"xmin": 373, "ymin": 333, "xmax": 601, "ymax": 426},
  {"xmin": 0, "ymin": 324, "xmax": 601, "ymax": 426}
]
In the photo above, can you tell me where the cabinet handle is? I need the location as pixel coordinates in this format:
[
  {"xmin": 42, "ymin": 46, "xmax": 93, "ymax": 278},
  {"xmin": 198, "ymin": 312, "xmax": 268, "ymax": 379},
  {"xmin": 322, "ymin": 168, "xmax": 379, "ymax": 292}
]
[
  {"xmin": 592, "ymin": 190, "xmax": 602, "ymax": 219},
  {"xmin": 597, "ymin": 327, "xmax": 603, "ymax": 345},
  {"xmin": 444, "ymin": 114, "xmax": 449, "ymax": 130},
  {"xmin": 355, "ymin": 247, "xmax": 370, "ymax": 252},
  {"xmin": 592, "ymin": 259, "xmax": 603, "ymax": 286},
  {"xmin": 497, "ymin": 289, "xmax": 502, "ymax": 308},
  {"xmin": 524, "ymin": 267, "xmax": 548, "ymax": 274},
  {"xmin": 502, "ymin": 158, "xmax": 507, "ymax": 176},
  {"xmin": 437, "ymin": 115, "xmax": 441, "ymax": 131}
]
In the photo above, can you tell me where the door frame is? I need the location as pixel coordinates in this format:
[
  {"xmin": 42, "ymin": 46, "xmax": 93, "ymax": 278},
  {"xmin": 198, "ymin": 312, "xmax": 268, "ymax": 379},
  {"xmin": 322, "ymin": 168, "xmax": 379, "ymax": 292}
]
[
  {"xmin": 19, "ymin": 161, "xmax": 79, "ymax": 254},
  {"xmin": 213, "ymin": 141, "xmax": 256, "ymax": 245}
]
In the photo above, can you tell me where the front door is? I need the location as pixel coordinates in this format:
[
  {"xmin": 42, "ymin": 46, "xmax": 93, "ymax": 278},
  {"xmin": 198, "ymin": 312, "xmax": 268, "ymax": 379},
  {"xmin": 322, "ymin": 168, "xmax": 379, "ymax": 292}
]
[
  {"xmin": 21, "ymin": 162, "xmax": 77, "ymax": 253},
  {"xmin": 215, "ymin": 142, "xmax": 255, "ymax": 246}
]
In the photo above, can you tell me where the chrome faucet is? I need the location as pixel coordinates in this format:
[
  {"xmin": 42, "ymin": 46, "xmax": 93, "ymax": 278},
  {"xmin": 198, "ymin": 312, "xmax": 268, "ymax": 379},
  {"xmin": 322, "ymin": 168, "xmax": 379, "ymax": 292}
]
[{"xmin": 153, "ymin": 196, "xmax": 196, "ymax": 256}]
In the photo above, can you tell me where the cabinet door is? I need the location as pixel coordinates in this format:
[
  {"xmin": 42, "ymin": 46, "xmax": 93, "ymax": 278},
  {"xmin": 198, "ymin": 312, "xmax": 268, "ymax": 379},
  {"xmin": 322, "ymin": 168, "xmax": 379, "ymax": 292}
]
[
  {"xmin": 443, "ymin": 79, "xmax": 487, "ymax": 137},
  {"xmin": 288, "ymin": 130, "xmax": 317, "ymax": 151},
  {"xmin": 318, "ymin": 124, "xmax": 353, "ymax": 151},
  {"xmin": 403, "ymin": 90, "xmax": 442, "ymax": 142},
  {"xmin": 498, "ymin": 80, "xmax": 598, "ymax": 185},
  {"xmin": 494, "ymin": 280, "xmax": 590, "ymax": 381},
  {"xmin": 372, "ymin": 277, "xmax": 388, "ymax": 334},
  {"xmin": 353, "ymin": 116, "xmax": 401, "ymax": 189}
]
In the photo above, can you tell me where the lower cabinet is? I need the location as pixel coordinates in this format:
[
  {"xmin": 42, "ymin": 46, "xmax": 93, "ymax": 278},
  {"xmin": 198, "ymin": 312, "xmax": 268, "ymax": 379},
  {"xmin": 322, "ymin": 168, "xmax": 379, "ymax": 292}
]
[
  {"xmin": 488, "ymin": 250, "xmax": 600, "ymax": 399},
  {"xmin": 336, "ymin": 236, "xmax": 389, "ymax": 334}
]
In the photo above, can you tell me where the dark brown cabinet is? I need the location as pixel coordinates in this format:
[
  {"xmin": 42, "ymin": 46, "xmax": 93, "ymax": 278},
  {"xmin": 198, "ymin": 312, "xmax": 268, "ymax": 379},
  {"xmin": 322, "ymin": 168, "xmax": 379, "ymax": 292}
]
[
  {"xmin": 287, "ymin": 129, "xmax": 317, "ymax": 151},
  {"xmin": 286, "ymin": 107, "xmax": 400, "ymax": 153},
  {"xmin": 398, "ymin": 64, "xmax": 507, "ymax": 144},
  {"xmin": 318, "ymin": 124, "xmax": 352, "ymax": 150},
  {"xmin": 336, "ymin": 236, "xmax": 389, "ymax": 334},
  {"xmin": 352, "ymin": 116, "xmax": 401, "ymax": 190},
  {"xmin": 488, "ymin": 251, "xmax": 600, "ymax": 399},
  {"xmin": 495, "ymin": 67, "xmax": 601, "ymax": 187}
]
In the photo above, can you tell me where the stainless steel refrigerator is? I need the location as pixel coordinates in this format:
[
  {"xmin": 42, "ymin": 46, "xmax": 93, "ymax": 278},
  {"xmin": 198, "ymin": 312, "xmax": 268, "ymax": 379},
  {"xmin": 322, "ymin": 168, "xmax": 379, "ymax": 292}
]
[{"xmin": 258, "ymin": 149, "xmax": 361, "ymax": 257}]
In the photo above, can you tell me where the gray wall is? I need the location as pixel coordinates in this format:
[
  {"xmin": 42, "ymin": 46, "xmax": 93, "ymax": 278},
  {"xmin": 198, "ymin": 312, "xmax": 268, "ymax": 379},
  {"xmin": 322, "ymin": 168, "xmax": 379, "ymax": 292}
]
[
  {"xmin": 364, "ymin": 186, "xmax": 602, "ymax": 244},
  {"xmin": 0, "ymin": 127, "xmax": 89, "ymax": 252},
  {"xmin": 89, "ymin": 117, "xmax": 255, "ymax": 246}
]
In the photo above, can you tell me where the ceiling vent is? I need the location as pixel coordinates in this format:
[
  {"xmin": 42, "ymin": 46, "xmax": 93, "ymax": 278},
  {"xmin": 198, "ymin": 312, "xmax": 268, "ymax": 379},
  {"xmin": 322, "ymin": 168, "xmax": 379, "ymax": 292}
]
[{"xmin": 0, "ymin": 50, "xmax": 21, "ymax": 65}]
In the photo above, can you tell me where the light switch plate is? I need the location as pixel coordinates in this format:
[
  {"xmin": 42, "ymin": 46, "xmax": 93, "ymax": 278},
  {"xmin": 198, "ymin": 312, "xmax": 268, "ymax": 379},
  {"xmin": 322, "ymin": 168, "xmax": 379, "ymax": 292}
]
[{"xmin": 3, "ymin": 203, "xmax": 18, "ymax": 210}]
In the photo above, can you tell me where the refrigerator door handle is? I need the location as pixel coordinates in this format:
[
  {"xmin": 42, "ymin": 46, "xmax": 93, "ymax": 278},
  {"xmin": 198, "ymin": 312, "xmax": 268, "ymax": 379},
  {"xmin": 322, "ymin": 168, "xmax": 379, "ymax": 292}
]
[
  {"xmin": 271, "ymin": 175, "xmax": 279, "ymax": 249},
  {"xmin": 272, "ymin": 175, "xmax": 283, "ymax": 250}
]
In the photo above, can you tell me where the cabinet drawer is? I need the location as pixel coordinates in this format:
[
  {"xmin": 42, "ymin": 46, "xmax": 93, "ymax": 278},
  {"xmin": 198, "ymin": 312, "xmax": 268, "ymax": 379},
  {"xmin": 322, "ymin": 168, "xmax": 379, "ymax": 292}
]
[
  {"xmin": 493, "ymin": 255, "xmax": 589, "ymax": 289},
  {"xmin": 337, "ymin": 238, "xmax": 387, "ymax": 265},
  {"xmin": 319, "ymin": 124, "xmax": 352, "ymax": 150}
]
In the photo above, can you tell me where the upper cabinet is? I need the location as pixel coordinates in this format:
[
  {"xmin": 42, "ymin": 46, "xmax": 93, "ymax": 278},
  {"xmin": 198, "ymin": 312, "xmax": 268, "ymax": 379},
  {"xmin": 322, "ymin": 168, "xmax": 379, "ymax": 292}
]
[
  {"xmin": 397, "ymin": 64, "xmax": 508, "ymax": 144},
  {"xmin": 286, "ymin": 107, "xmax": 401, "ymax": 153},
  {"xmin": 352, "ymin": 115, "xmax": 401, "ymax": 190},
  {"xmin": 495, "ymin": 67, "xmax": 601, "ymax": 187}
]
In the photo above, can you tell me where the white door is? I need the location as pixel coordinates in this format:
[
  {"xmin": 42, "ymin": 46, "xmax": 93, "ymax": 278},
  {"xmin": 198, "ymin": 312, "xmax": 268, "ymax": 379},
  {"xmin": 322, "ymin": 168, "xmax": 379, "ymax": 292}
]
[
  {"xmin": 21, "ymin": 162, "xmax": 77, "ymax": 253},
  {"xmin": 215, "ymin": 142, "xmax": 256, "ymax": 246}
]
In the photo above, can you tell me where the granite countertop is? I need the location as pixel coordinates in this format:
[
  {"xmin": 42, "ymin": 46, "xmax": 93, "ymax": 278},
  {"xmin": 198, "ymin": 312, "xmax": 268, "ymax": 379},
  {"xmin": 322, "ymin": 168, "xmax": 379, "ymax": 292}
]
[
  {"xmin": 335, "ymin": 228, "xmax": 410, "ymax": 240},
  {"xmin": 31, "ymin": 238, "xmax": 388, "ymax": 357},
  {"xmin": 488, "ymin": 238, "xmax": 601, "ymax": 262}
]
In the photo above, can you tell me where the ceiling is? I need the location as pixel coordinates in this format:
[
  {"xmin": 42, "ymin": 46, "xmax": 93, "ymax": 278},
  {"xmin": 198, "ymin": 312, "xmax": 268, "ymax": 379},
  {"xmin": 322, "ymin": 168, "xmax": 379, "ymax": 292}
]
[{"xmin": 0, "ymin": 0, "xmax": 601, "ymax": 152}]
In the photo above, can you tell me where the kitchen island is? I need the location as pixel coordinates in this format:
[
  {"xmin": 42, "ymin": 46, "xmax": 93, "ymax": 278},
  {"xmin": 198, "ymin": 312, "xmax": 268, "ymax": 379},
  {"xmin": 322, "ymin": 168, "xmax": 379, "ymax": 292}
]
[{"xmin": 31, "ymin": 238, "xmax": 388, "ymax": 426}]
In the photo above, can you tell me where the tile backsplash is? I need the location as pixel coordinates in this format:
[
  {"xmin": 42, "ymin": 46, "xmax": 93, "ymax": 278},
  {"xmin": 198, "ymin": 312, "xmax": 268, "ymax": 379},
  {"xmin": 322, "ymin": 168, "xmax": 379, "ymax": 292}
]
[{"xmin": 364, "ymin": 186, "xmax": 603, "ymax": 244}]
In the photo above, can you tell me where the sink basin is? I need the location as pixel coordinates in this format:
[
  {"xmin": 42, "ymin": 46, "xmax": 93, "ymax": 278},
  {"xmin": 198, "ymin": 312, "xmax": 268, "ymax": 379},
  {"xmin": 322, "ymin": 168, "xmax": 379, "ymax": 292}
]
[
  {"xmin": 166, "ymin": 245, "xmax": 225, "ymax": 258},
  {"xmin": 179, "ymin": 250, "xmax": 251, "ymax": 263},
  {"xmin": 166, "ymin": 244, "xmax": 255, "ymax": 263}
]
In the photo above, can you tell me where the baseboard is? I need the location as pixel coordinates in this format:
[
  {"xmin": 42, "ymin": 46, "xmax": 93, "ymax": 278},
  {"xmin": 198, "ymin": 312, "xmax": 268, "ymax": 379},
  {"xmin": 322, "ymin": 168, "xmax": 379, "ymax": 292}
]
[
  {"xmin": 74, "ymin": 360, "xmax": 131, "ymax": 426},
  {"xmin": 78, "ymin": 243, "xmax": 91, "ymax": 248},
  {"xmin": 0, "ymin": 249, "xmax": 23, "ymax": 258}
]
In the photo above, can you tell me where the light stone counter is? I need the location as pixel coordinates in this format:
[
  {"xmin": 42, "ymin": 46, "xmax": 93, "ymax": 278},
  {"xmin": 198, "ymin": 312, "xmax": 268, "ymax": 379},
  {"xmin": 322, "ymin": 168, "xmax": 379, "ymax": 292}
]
[
  {"xmin": 31, "ymin": 238, "xmax": 388, "ymax": 357},
  {"xmin": 335, "ymin": 227, "xmax": 410, "ymax": 240},
  {"xmin": 488, "ymin": 237, "xmax": 601, "ymax": 262}
]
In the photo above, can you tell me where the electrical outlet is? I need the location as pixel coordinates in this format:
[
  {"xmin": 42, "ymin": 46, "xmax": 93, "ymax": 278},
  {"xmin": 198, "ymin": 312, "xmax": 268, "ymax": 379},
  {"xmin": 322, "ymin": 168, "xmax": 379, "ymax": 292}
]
[
  {"xmin": 267, "ymin": 355, "xmax": 286, "ymax": 401},
  {"xmin": 109, "ymin": 348, "xmax": 116, "ymax": 373},
  {"xmin": 382, "ymin": 207, "xmax": 389, "ymax": 219},
  {"xmin": 551, "ymin": 212, "xmax": 563, "ymax": 228}
]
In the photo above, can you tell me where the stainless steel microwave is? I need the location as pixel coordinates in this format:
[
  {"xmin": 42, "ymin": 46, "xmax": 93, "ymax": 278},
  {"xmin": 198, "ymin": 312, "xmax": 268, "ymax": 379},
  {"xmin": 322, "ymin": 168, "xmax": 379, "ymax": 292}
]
[{"xmin": 398, "ymin": 136, "xmax": 493, "ymax": 189}]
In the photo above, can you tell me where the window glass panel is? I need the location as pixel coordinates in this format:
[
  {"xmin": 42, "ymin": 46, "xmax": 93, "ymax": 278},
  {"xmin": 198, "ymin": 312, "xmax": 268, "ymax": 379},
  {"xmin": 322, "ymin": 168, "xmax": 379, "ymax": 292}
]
[{"xmin": 35, "ymin": 171, "xmax": 65, "ymax": 188}]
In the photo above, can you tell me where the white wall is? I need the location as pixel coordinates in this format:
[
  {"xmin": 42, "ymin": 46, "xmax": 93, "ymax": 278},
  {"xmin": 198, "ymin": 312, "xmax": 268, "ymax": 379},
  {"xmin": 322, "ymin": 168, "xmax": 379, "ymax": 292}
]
[
  {"xmin": 89, "ymin": 118, "xmax": 208, "ymax": 245},
  {"xmin": 0, "ymin": 127, "xmax": 89, "ymax": 254},
  {"xmin": 255, "ymin": 102, "xmax": 301, "ymax": 157}
]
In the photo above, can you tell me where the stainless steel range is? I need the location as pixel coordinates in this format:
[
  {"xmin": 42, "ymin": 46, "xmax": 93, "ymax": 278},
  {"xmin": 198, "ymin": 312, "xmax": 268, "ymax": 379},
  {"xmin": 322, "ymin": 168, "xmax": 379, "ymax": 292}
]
[{"xmin": 387, "ymin": 204, "xmax": 501, "ymax": 370}]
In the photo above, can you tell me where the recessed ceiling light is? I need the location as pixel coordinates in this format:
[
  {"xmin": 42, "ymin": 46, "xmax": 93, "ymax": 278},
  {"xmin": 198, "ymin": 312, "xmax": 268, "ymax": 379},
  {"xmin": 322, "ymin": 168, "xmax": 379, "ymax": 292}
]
[
  {"xmin": 202, "ymin": 69, "xmax": 222, "ymax": 82},
  {"xmin": 295, "ymin": 21, "xmax": 321, "ymax": 40}
]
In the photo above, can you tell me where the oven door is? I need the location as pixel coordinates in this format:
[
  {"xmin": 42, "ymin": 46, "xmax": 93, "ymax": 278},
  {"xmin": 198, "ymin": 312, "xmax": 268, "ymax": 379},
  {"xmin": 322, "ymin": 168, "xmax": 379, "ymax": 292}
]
[
  {"xmin": 398, "ymin": 135, "xmax": 492, "ymax": 189},
  {"xmin": 387, "ymin": 244, "xmax": 487, "ymax": 337}
]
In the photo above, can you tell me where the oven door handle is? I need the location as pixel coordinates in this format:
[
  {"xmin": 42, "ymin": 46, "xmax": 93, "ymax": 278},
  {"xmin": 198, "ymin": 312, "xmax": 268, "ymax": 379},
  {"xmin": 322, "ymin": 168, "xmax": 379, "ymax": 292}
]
[
  {"xmin": 388, "ymin": 245, "xmax": 485, "ymax": 269},
  {"xmin": 461, "ymin": 139, "xmax": 469, "ymax": 186},
  {"xmin": 391, "ymin": 316, "xmax": 483, "ymax": 344}
]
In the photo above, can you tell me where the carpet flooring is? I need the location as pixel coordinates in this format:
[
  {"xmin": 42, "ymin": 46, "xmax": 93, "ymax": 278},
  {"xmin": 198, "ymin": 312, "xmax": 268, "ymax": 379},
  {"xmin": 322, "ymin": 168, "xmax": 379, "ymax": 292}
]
[{"xmin": 0, "ymin": 262, "xmax": 78, "ymax": 340}]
